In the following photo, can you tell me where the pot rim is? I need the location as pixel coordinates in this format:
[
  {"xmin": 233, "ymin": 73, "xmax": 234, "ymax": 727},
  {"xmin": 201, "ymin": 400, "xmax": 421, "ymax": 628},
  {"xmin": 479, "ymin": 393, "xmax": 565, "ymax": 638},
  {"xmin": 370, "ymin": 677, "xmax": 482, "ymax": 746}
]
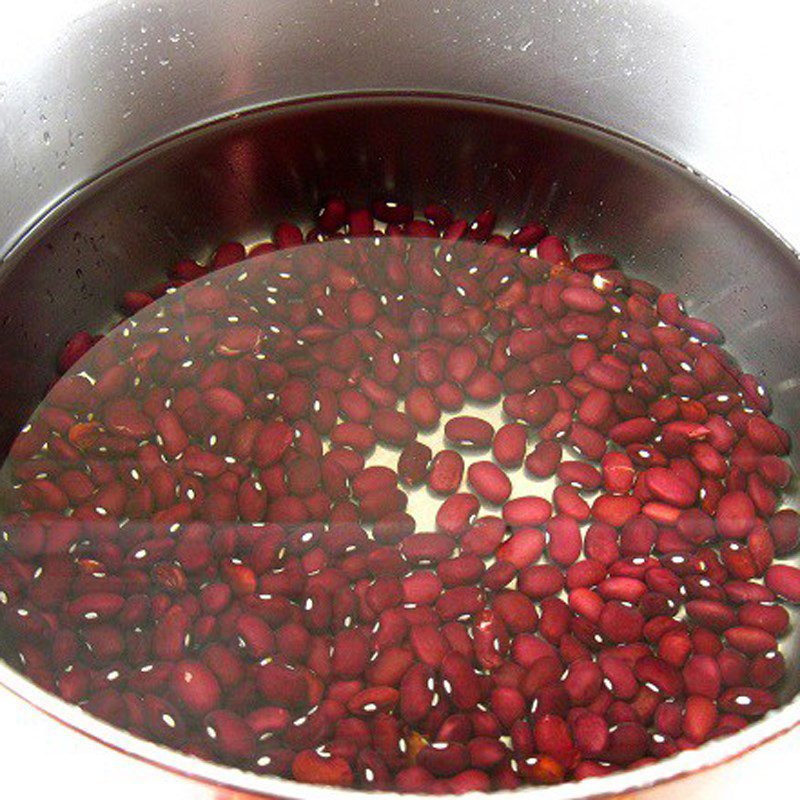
[
  {"xmin": 7, "ymin": 89, "xmax": 800, "ymax": 264},
  {"xmin": 2, "ymin": 89, "xmax": 798, "ymax": 798}
]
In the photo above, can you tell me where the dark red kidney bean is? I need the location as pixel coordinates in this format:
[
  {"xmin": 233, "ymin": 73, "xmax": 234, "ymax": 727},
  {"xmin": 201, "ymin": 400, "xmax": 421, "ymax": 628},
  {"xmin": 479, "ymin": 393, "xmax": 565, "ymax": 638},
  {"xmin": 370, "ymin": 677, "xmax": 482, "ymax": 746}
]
[
  {"xmin": 441, "ymin": 652, "xmax": 482, "ymax": 710},
  {"xmin": 397, "ymin": 441, "xmax": 432, "ymax": 487},
  {"xmin": 437, "ymin": 586, "xmax": 484, "ymax": 621},
  {"xmin": 352, "ymin": 465, "xmax": 396, "ymax": 498},
  {"xmin": 371, "ymin": 408, "xmax": 417, "ymax": 446},
  {"xmin": 170, "ymin": 660, "xmax": 221, "ymax": 717},
  {"xmin": 436, "ymin": 493, "xmax": 480, "ymax": 536},
  {"xmin": 765, "ymin": 564, "xmax": 800, "ymax": 602},
  {"xmin": 400, "ymin": 532, "xmax": 455, "ymax": 564},
  {"xmin": 525, "ymin": 440, "xmax": 563, "ymax": 478},
  {"xmin": 749, "ymin": 650, "xmax": 785, "ymax": 688},
  {"xmin": 547, "ymin": 516, "xmax": 582, "ymax": 566},
  {"xmin": 497, "ymin": 529, "xmax": 545, "ymax": 569},
  {"xmin": 203, "ymin": 709, "xmax": 257, "ymax": 762},
  {"xmin": 467, "ymin": 461, "xmax": 512, "ymax": 505},
  {"xmin": 444, "ymin": 416, "xmax": 494, "ymax": 448},
  {"xmin": 599, "ymin": 602, "xmax": 644, "ymax": 644},
  {"xmin": 404, "ymin": 386, "xmax": 441, "ymax": 428},
  {"xmin": 737, "ymin": 602, "xmax": 789, "ymax": 635},
  {"xmin": 427, "ymin": 450, "xmax": 465, "ymax": 495},
  {"xmin": 557, "ymin": 460, "xmax": 602, "ymax": 491},
  {"xmin": 718, "ymin": 687, "xmax": 777, "ymax": 716},
  {"xmin": 518, "ymin": 565, "xmax": 564, "ymax": 599},
  {"xmin": 461, "ymin": 516, "xmax": 505, "ymax": 558},
  {"xmin": 492, "ymin": 422, "xmax": 527, "ymax": 467},
  {"xmin": 503, "ymin": 497, "xmax": 552, "ymax": 528},
  {"xmin": 291, "ymin": 748, "xmax": 353, "ymax": 787}
]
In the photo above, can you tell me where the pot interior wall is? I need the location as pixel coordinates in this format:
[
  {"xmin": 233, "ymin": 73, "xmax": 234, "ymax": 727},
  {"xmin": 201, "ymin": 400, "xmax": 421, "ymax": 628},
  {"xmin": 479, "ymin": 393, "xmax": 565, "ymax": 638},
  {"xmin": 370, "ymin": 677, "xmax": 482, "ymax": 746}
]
[{"xmin": 1, "ymin": 93, "xmax": 798, "ymax": 683}]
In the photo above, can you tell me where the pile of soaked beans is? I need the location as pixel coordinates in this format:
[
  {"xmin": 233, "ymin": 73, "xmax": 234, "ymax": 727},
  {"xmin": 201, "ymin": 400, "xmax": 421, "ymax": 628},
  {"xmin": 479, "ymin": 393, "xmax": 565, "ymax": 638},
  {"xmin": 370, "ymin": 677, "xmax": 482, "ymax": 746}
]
[{"xmin": 0, "ymin": 198, "xmax": 798, "ymax": 793}]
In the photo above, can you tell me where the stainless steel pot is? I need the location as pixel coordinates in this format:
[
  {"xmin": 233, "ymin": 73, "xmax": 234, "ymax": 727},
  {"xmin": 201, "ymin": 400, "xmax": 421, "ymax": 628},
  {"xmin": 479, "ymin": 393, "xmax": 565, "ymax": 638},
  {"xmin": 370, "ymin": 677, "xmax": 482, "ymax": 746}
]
[{"xmin": 0, "ymin": 2, "xmax": 798, "ymax": 798}]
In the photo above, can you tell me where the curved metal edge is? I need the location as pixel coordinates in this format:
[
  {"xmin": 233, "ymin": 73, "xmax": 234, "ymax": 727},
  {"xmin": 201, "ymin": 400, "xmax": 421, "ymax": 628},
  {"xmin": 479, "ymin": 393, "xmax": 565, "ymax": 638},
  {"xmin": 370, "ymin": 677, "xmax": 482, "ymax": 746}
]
[{"xmin": 4, "ymin": 89, "xmax": 800, "ymax": 266}]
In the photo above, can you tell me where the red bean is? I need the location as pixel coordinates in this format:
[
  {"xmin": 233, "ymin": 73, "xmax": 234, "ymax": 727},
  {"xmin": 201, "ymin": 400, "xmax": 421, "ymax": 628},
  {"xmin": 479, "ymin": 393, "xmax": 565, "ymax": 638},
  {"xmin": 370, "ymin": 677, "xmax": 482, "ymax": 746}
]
[
  {"xmin": 683, "ymin": 655, "xmax": 722, "ymax": 698},
  {"xmin": 592, "ymin": 494, "xmax": 641, "ymax": 527},
  {"xmin": 404, "ymin": 386, "xmax": 440, "ymax": 428},
  {"xmin": 599, "ymin": 655, "xmax": 638, "ymax": 700},
  {"xmin": 58, "ymin": 331, "xmax": 98, "ymax": 373},
  {"xmin": 558, "ymin": 460, "xmax": 602, "ymax": 491},
  {"xmin": 503, "ymin": 496, "xmax": 552, "ymax": 528},
  {"xmin": 437, "ymin": 586, "xmax": 484, "ymax": 621},
  {"xmin": 409, "ymin": 625, "xmax": 448, "ymax": 667},
  {"xmin": 765, "ymin": 564, "xmax": 800, "ymax": 602},
  {"xmin": 292, "ymin": 749, "xmax": 353, "ymax": 786},
  {"xmin": 749, "ymin": 650, "xmax": 785, "ymax": 688},
  {"xmin": 718, "ymin": 687, "xmax": 777, "ymax": 716},
  {"xmin": 533, "ymin": 713, "xmax": 576, "ymax": 765},
  {"xmin": 724, "ymin": 626, "xmax": 777, "ymax": 655},
  {"xmin": 427, "ymin": 450, "xmax": 464, "ymax": 495},
  {"xmin": 397, "ymin": 441, "xmax": 432, "ymax": 487},
  {"xmin": 401, "ymin": 532, "xmax": 455, "ymax": 564},
  {"xmin": 467, "ymin": 461, "xmax": 512, "ymax": 505},
  {"xmin": 330, "ymin": 421, "xmax": 377, "ymax": 452},
  {"xmin": 402, "ymin": 572, "xmax": 442, "ymax": 605},
  {"xmin": 492, "ymin": 422, "xmax": 527, "ymax": 468},
  {"xmin": 644, "ymin": 467, "xmax": 697, "ymax": 508},
  {"xmin": 445, "ymin": 345, "xmax": 478, "ymax": 384},
  {"xmin": 547, "ymin": 516, "xmax": 582, "ymax": 566},
  {"xmin": 518, "ymin": 565, "xmax": 564, "ymax": 599},
  {"xmin": 564, "ymin": 659, "xmax": 603, "ymax": 705},
  {"xmin": 525, "ymin": 440, "xmax": 562, "ymax": 478},
  {"xmin": 253, "ymin": 421, "xmax": 293, "ymax": 467},
  {"xmin": 204, "ymin": 709, "xmax": 256, "ymax": 762},
  {"xmin": 497, "ymin": 529, "xmax": 545, "ymax": 569},
  {"xmin": 170, "ymin": 660, "xmax": 221, "ymax": 717},
  {"xmin": 553, "ymin": 485, "xmax": 591, "ymax": 522},
  {"xmin": 352, "ymin": 466, "xmax": 397, "ymax": 498},
  {"xmin": 685, "ymin": 600, "xmax": 736, "ymax": 631},
  {"xmin": 683, "ymin": 695, "xmax": 717, "ymax": 743},
  {"xmin": 444, "ymin": 416, "xmax": 494, "ymax": 448},
  {"xmin": 235, "ymin": 613, "xmax": 276, "ymax": 658},
  {"xmin": 398, "ymin": 663, "xmax": 435, "ymax": 725},
  {"xmin": 599, "ymin": 601, "xmax": 644, "ymax": 643},
  {"xmin": 716, "ymin": 491, "xmax": 757, "ymax": 540},
  {"xmin": 441, "ymin": 652, "xmax": 482, "ymax": 710},
  {"xmin": 436, "ymin": 493, "xmax": 480, "ymax": 536},
  {"xmin": 738, "ymin": 602, "xmax": 789, "ymax": 635},
  {"xmin": 770, "ymin": 509, "xmax": 799, "ymax": 555},
  {"xmin": 66, "ymin": 592, "xmax": 125, "ymax": 623},
  {"xmin": 572, "ymin": 711, "xmax": 609, "ymax": 756}
]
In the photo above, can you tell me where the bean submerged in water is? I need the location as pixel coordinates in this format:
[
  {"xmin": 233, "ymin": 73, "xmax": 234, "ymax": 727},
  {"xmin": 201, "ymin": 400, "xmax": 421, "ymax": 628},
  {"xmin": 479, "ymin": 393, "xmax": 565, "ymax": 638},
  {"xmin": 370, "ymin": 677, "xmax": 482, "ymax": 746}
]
[{"xmin": 1, "ymin": 198, "xmax": 796, "ymax": 792}]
